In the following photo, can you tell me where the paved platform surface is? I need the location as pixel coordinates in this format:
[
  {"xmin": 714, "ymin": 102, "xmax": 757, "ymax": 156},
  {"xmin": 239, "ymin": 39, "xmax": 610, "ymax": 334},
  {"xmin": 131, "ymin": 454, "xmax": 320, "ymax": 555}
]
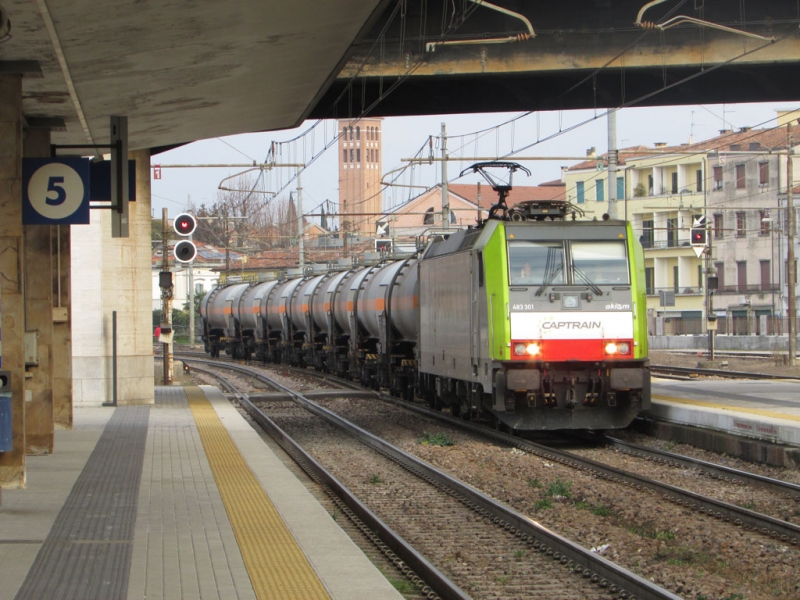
[
  {"xmin": 0, "ymin": 385, "xmax": 403, "ymax": 600},
  {"xmin": 651, "ymin": 377, "xmax": 800, "ymax": 445}
]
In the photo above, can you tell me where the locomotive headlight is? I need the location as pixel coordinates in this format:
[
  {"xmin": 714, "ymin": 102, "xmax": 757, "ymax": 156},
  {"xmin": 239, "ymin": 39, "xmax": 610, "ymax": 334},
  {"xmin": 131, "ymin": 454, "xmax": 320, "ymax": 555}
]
[
  {"xmin": 513, "ymin": 342, "xmax": 541, "ymax": 356},
  {"xmin": 605, "ymin": 342, "xmax": 631, "ymax": 356}
]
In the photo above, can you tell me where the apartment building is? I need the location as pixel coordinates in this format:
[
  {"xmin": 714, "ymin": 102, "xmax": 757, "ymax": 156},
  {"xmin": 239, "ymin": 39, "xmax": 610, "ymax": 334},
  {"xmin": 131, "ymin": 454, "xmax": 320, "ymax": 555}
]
[{"xmin": 563, "ymin": 118, "xmax": 800, "ymax": 333}]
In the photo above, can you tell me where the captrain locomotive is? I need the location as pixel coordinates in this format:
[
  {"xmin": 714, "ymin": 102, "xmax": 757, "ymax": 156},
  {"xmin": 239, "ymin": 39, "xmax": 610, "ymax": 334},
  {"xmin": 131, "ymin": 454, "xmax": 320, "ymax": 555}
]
[{"xmin": 200, "ymin": 165, "xmax": 650, "ymax": 431}]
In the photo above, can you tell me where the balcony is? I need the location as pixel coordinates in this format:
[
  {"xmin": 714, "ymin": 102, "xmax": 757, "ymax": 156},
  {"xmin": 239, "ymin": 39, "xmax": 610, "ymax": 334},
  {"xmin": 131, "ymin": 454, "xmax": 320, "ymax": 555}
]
[{"xmin": 647, "ymin": 286, "xmax": 703, "ymax": 296}]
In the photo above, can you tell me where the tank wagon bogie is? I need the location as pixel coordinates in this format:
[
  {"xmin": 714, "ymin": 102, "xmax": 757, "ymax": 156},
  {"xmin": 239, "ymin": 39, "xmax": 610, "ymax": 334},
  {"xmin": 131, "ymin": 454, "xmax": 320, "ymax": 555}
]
[{"xmin": 199, "ymin": 165, "xmax": 650, "ymax": 431}]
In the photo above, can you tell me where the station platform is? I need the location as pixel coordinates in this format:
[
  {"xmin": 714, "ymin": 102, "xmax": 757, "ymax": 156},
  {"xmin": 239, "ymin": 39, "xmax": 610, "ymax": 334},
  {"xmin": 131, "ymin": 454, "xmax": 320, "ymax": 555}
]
[
  {"xmin": 0, "ymin": 385, "xmax": 403, "ymax": 600},
  {"xmin": 645, "ymin": 377, "xmax": 800, "ymax": 467}
]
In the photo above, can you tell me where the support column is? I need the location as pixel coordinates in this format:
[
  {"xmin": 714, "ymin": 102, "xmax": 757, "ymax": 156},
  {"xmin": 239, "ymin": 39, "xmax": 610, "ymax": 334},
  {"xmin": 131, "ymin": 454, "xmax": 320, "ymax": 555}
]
[
  {"xmin": 22, "ymin": 126, "xmax": 55, "ymax": 453},
  {"xmin": 52, "ymin": 221, "xmax": 72, "ymax": 428},
  {"xmin": 72, "ymin": 148, "xmax": 154, "ymax": 405},
  {"xmin": 0, "ymin": 74, "xmax": 26, "ymax": 486}
]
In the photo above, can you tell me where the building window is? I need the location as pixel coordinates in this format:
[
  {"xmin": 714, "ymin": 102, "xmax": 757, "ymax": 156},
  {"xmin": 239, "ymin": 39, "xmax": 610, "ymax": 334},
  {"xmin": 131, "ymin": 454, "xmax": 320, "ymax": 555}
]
[
  {"xmin": 356, "ymin": 149, "xmax": 361, "ymax": 162},
  {"xmin": 356, "ymin": 126, "xmax": 360, "ymax": 140},
  {"xmin": 350, "ymin": 149, "xmax": 354, "ymax": 162},
  {"xmin": 667, "ymin": 217, "xmax": 678, "ymax": 247},
  {"xmin": 343, "ymin": 149, "xmax": 347, "ymax": 163},
  {"xmin": 714, "ymin": 213, "xmax": 724, "ymax": 239},
  {"xmin": 423, "ymin": 207, "xmax": 435, "ymax": 225},
  {"xmin": 759, "ymin": 162, "xmax": 769, "ymax": 186},
  {"xmin": 648, "ymin": 174, "xmax": 654, "ymax": 195},
  {"xmin": 760, "ymin": 260, "xmax": 771, "ymax": 290},
  {"xmin": 617, "ymin": 176, "xmax": 624, "ymax": 200},
  {"xmin": 759, "ymin": 210, "xmax": 770, "ymax": 236},
  {"xmin": 596, "ymin": 180, "xmax": 604, "ymax": 201},
  {"xmin": 713, "ymin": 166, "xmax": 723, "ymax": 190},
  {"xmin": 737, "ymin": 261, "xmax": 747, "ymax": 292},
  {"xmin": 696, "ymin": 169, "xmax": 703, "ymax": 192},
  {"xmin": 735, "ymin": 212, "xmax": 746, "ymax": 237},
  {"xmin": 576, "ymin": 181, "xmax": 585, "ymax": 204},
  {"xmin": 641, "ymin": 220, "xmax": 654, "ymax": 249},
  {"xmin": 735, "ymin": 164, "xmax": 745, "ymax": 189},
  {"xmin": 714, "ymin": 261, "xmax": 725, "ymax": 290},
  {"xmin": 671, "ymin": 172, "xmax": 678, "ymax": 194},
  {"xmin": 645, "ymin": 267, "xmax": 654, "ymax": 295}
]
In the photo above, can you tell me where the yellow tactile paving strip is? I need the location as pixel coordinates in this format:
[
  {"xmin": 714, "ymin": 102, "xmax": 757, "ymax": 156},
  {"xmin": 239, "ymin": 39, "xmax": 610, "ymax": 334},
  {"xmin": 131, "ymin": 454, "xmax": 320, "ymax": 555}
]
[
  {"xmin": 185, "ymin": 386, "xmax": 331, "ymax": 600},
  {"xmin": 654, "ymin": 394, "xmax": 800, "ymax": 422}
]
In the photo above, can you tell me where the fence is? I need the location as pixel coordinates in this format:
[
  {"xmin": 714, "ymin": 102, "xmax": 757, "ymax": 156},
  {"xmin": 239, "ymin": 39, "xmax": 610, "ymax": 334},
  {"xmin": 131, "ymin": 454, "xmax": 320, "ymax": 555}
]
[{"xmin": 655, "ymin": 315, "xmax": 793, "ymax": 337}]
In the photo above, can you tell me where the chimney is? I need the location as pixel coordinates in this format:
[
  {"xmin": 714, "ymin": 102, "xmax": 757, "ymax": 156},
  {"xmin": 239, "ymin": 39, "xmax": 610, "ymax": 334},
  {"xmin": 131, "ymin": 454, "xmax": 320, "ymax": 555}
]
[
  {"xmin": 719, "ymin": 129, "xmax": 732, "ymax": 135},
  {"xmin": 586, "ymin": 147, "xmax": 596, "ymax": 157},
  {"xmin": 654, "ymin": 142, "xmax": 667, "ymax": 147}
]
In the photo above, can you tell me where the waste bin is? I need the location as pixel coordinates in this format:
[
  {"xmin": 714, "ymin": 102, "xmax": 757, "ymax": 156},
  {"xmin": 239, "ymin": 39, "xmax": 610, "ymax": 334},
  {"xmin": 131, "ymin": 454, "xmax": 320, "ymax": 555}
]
[{"xmin": 0, "ymin": 371, "xmax": 11, "ymax": 452}]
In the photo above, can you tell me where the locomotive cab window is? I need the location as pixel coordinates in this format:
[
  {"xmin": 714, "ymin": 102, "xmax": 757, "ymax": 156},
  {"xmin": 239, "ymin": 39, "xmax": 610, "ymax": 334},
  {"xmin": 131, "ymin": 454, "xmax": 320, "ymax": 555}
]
[
  {"xmin": 508, "ymin": 241, "xmax": 565, "ymax": 285},
  {"xmin": 570, "ymin": 241, "xmax": 629, "ymax": 285}
]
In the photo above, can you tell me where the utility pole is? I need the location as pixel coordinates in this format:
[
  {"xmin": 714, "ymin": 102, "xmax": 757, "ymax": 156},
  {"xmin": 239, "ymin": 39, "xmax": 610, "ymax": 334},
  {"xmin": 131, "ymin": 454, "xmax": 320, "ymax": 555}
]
[
  {"xmin": 188, "ymin": 196, "xmax": 195, "ymax": 347},
  {"xmin": 188, "ymin": 231, "xmax": 195, "ymax": 346},
  {"xmin": 297, "ymin": 168, "xmax": 305, "ymax": 269},
  {"xmin": 441, "ymin": 122, "xmax": 450, "ymax": 230},
  {"xmin": 706, "ymin": 232, "xmax": 715, "ymax": 361},
  {"xmin": 788, "ymin": 123, "xmax": 796, "ymax": 366},
  {"xmin": 607, "ymin": 109, "xmax": 618, "ymax": 219},
  {"xmin": 161, "ymin": 208, "xmax": 173, "ymax": 384}
]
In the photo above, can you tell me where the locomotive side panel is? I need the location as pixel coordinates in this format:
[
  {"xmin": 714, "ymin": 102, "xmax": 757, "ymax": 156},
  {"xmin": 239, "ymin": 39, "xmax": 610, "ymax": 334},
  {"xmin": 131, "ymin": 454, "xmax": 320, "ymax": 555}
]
[{"xmin": 419, "ymin": 251, "xmax": 474, "ymax": 379}]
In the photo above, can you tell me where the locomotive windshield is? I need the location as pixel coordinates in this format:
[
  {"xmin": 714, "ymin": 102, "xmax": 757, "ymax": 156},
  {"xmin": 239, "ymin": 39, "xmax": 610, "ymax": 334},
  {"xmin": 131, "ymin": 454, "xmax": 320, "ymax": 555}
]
[
  {"xmin": 509, "ymin": 242, "xmax": 565, "ymax": 285},
  {"xmin": 571, "ymin": 241, "xmax": 629, "ymax": 284},
  {"xmin": 508, "ymin": 240, "xmax": 629, "ymax": 286}
]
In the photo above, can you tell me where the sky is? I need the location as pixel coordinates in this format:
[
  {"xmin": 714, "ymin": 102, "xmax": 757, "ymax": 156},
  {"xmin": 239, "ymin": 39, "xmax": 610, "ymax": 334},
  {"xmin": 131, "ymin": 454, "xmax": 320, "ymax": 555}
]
[{"xmin": 150, "ymin": 102, "xmax": 795, "ymax": 228}]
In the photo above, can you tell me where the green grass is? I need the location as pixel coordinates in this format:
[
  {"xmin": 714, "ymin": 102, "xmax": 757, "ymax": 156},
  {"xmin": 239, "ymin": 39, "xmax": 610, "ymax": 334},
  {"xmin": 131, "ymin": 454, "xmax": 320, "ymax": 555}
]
[
  {"xmin": 368, "ymin": 474, "xmax": 383, "ymax": 484},
  {"xmin": 545, "ymin": 478, "xmax": 572, "ymax": 499},
  {"xmin": 387, "ymin": 577, "xmax": 417, "ymax": 594},
  {"xmin": 526, "ymin": 477, "xmax": 542, "ymax": 488},
  {"xmin": 574, "ymin": 499, "xmax": 611, "ymax": 516},
  {"xmin": 534, "ymin": 498, "xmax": 552, "ymax": 511},
  {"xmin": 418, "ymin": 431, "xmax": 455, "ymax": 446}
]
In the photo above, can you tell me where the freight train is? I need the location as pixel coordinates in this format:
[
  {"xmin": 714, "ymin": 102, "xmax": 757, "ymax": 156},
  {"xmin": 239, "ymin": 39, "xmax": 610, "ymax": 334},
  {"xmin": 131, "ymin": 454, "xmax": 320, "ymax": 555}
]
[{"xmin": 200, "ymin": 164, "xmax": 650, "ymax": 431}]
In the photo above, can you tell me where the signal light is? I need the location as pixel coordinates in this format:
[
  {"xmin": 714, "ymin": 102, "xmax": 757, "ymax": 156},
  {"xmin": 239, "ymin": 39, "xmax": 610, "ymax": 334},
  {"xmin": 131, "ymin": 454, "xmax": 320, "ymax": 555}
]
[
  {"xmin": 173, "ymin": 213, "xmax": 197, "ymax": 236},
  {"xmin": 690, "ymin": 227, "xmax": 707, "ymax": 246},
  {"xmin": 174, "ymin": 239, "xmax": 197, "ymax": 263}
]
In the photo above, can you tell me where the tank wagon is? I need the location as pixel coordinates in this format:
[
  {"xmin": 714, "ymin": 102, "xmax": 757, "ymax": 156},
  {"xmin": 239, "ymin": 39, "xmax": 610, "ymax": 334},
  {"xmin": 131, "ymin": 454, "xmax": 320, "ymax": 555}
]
[{"xmin": 200, "ymin": 163, "xmax": 650, "ymax": 431}]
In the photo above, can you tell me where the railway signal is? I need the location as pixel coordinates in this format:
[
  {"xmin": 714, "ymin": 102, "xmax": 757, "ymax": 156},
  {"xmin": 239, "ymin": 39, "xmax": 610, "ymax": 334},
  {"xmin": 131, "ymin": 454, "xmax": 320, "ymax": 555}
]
[
  {"xmin": 690, "ymin": 226, "xmax": 707, "ymax": 247},
  {"xmin": 173, "ymin": 212, "xmax": 197, "ymax": 263}
]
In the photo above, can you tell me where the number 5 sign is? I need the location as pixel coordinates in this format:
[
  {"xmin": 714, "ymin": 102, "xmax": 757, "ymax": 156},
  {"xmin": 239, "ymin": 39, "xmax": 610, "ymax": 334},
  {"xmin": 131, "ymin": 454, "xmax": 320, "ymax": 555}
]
[{"xmin": 22, "ymin": 158, "xmax": 90, "ymax": 225}]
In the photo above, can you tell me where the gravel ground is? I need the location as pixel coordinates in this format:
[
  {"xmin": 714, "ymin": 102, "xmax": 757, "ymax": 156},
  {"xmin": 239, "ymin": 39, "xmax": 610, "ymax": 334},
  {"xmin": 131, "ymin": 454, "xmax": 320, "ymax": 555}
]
[{"xmin": 191, "ymin": 363, "xmax": 800, "ymax": 599}]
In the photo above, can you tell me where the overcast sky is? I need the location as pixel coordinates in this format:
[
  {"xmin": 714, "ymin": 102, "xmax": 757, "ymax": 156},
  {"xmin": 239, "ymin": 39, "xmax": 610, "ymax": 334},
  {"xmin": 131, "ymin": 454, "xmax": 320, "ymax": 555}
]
[{"xmin": 150, "ymin": 102, "xmax": 793, "ymax": 226}]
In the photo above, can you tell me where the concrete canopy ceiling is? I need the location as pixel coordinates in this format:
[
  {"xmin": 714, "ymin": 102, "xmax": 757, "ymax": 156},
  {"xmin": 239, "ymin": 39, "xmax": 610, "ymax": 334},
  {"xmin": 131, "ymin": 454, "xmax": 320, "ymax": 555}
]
[{"xmin": 2, "ymin": 0, "xmax": 387, "ymax": 152}]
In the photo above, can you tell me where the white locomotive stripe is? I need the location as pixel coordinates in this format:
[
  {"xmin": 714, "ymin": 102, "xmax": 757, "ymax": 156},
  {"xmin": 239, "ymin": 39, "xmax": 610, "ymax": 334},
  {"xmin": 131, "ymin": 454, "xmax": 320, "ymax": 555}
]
[{"xmin": 510, "ymin": 311, "xmax": 633, "ymax": 340}]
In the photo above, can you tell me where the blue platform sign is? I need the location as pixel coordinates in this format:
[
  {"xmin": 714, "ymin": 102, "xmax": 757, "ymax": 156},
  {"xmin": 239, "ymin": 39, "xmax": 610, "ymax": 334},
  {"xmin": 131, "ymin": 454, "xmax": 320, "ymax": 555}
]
[{"xmin": 22, "ymin": 157, "xmax": 91, "ymax": 225}]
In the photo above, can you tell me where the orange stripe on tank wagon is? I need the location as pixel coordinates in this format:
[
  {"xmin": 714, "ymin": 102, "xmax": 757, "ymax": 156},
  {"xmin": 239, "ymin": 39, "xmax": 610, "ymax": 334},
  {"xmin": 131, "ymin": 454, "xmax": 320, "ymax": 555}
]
[
  {"xmin": 374, "ymin": 298, "xmax": 385, "ymax": 311},
  {"xmin": 347, "ymin": 300, "xmax": 354, "ymax": 311}
]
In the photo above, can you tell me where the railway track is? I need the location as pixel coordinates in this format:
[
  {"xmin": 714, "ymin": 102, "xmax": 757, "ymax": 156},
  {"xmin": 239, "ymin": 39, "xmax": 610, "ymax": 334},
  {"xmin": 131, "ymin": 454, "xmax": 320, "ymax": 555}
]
[
  {"xmin": 187, "ymin": 358, "xmax": 680, "ymax": 600},
  {"xmin": 182, "ymin": 355, "xmax": 800, "ymax": 598}
]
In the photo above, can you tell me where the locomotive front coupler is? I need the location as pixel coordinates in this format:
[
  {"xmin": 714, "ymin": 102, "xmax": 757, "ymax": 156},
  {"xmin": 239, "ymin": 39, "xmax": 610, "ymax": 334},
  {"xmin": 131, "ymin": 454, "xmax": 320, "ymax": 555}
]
[
  {"xmin": 542, "ymin": 373, "xmax": 556, "ymax": 407},
  {"xmin": 565, "ymin": 376, "xmax": 577, "ymax": 409},
  {"xmin": 584, "ymin": 372, "xmax": 602, "ymax": 406}
]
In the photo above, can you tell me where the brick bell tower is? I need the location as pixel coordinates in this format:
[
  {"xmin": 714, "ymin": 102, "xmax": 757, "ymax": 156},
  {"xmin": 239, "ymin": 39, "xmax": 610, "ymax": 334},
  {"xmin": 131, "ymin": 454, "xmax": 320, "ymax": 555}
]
[{"xmin": 338, "ymin": 118, "xmax": 383, "ymax": 236}]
